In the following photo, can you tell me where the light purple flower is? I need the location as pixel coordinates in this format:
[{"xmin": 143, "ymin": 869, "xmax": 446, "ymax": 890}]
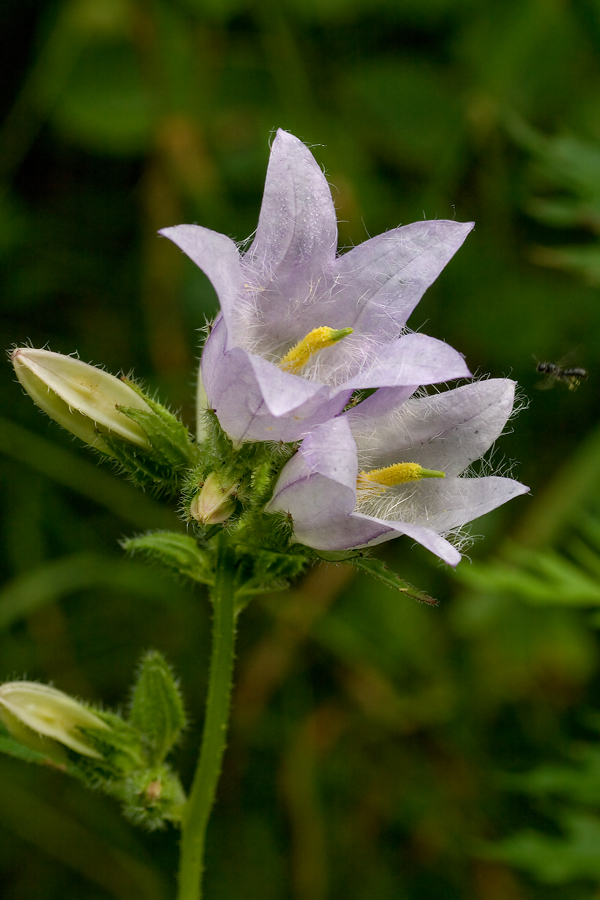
[
  {"xmin": 266, "ymin": 379, "xmax": 529, "ymax": 565},
  {"xmin": 160, "ymin": 130, "xmax": 473, "ymax": 445}
]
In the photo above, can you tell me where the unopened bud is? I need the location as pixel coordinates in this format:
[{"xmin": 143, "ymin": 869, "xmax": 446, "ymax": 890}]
[
  {"xmin": 11, "ymin": 347, "xmax": 153, "ymax": 451},
  {"xmin": 0, "ymin": 681, "xmax": 110, "ymax": 759},
  {"xmin": 189, "ymin": 471, "xmax": 238, "ymax": 524}
]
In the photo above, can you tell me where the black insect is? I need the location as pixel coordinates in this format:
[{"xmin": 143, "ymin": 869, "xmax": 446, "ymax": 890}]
[{"xmin": 536, "ymin": 361, "xmax": 588, "ymax": 391}]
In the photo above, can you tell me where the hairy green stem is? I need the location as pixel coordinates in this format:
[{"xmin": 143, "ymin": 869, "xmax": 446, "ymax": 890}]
[{"xmin": 177, "ymin": 537, "xmax": 237, "ymax": 900}]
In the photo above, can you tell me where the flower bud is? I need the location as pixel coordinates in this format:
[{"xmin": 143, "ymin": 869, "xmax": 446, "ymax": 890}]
[
  {"xmin": 0, "ymin": 681, "xmax": 110, "ymax": 759},
  {"xmin": 117, "ymin": 765, "xmax": 187, "ymax": 830},
  {"xmin": 11, "ymin": 347, "xmax": 153, "ymax": 451},
  {"xmin": 189, "ymin": 471, "xmax": 238, "ymax": 524}
]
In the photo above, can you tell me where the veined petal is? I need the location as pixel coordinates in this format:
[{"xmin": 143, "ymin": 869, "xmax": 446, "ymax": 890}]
[
  {"xmin": 343, "ymin": 385, "xmax": 416, "ymax": 418},
  {"xmin": 348, "ymin": 379, "xmax": 517, "ymax": 476},
  {"xmin": 267, "ymin": 391, "xmax": 528, "ymax": 565},
  {"xmin": 239, "ymin": 391, "xmax": 352, "ymax": 445},
  {"xmin": 199, "ymin": 313, "xmax": 234, "ymax": 407},
  {"xmin": 247, "ymin": 353, "xmax": 327, "ymax": 416},
  {"xmin": 271, "ymin": 465, "xmax": 463, "ymax": 563},
  {"xmin": 294, "ymin": 513, "xmax": 395, "ymax": 554},
  {"xmin": 332, "ymin": 220, "xmax": 474, "ymax": 341},
  {"xmin": 274, "ymin": 417, "xmax": 358, "ymax": 493},
  {"xmin": 246, "ymin": 130, "xmax": 338, "ymax": 285},
  {"xmin": 394, "ymin": 475, "xmax": 530, "ymax": 534},
  {"xmin": 266, "ymin": 417, "xmax": 358, "ymax": 530},
  {"xmin": 343, "ymin": 332, "xmax": 471, "ymax": 390},
  {"xmin": 352, "ymin": 514, "xmax": 462, "ymax": 566},
  {"xmin": 159, "ymin": 224, "xmax": 244, "ymax": 346},
  {"xmin": 202, "ymin": 325, "xmax": 351, "ymax": 444}
]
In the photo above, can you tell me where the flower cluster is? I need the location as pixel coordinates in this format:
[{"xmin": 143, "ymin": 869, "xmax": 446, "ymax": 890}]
[
  {"xmin": 161, "ymin": 130, "xmax": 527, "ymax": 564},
  {"xmin": 12, "ymin": 130, "xmax": 527, "ymax": 567}
]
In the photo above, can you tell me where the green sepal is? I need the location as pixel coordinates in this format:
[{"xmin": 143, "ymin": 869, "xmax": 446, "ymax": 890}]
[
  {"xmin": 233, "ymin": 545, "xmax": 309, "ymax": 602},
  {"xmin": 118, "ymin": 383, "xmax": 196, "ymax": 470},
  {"xmin": 129, "ymin": 651, "xmax": 186, "ymax": 766},
  {"xmin": 80, "ymin": 709, "xmax": 147, "ymax": 775},
  {"xmin": 102, "ymin": 434, "xmax": 181, "ymax": 494},
  {"xmin": 109, "ymin": 764, "xmax": 186, "ymax": 831},
  {"xmin": 346, "ymin": 555, "xmax": 439, "ymax": 606},
  {"xmin": 122, "ymin": 531, "xmax": 214, "ymax": 587},
  {"xmin": 250, "ymin": 459, "xmax": 277, "ymax": 498}
]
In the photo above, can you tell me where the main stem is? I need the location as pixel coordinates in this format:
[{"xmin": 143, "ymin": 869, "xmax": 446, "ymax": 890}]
[{"xmin": 177, "ymin": 537, "xmax": 237, "ymax": 900}]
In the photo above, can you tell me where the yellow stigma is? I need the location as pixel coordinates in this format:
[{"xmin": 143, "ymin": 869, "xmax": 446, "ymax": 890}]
[
  {"xmin": 279, "ymin": 326, "xmax": 353, "ymax": 374},
  {"xmin": 357, "ymin": 462, "xmax": 445, "ymax": 493}
]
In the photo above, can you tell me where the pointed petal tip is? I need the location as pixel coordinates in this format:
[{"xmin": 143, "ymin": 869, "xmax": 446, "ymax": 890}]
[
  {"xmin": 273, "ymin": 128, "xmax": 301, "ymax": 146},
  {"xmin": 427, "ymin": 218, "xmax": 475, "ymax": 246},
  {"xmin": 157, "ymin": 224, "xmax": 185, "ymax": 240},
  {"xmin": 269, "ymin": 129, "xmax": 323, "ymax": 167}
]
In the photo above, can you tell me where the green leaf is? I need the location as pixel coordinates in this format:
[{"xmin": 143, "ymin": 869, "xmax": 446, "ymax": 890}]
[
  {"xmin": 122, "ymin": 531, "xmax": 214, "ymax": 587},
  {"xmin": 129, "ymin": 651, "xmax": 186, "ymax": 766},
  {"xmin": 458, "ymin": 543, "xmax": 600, "ymax": 606},
  {"xmin": 346, "ymin": 556, "xmax": 439, "ymax": 606},
  {"xmin": 482, "ymin": 811, "xmax": 600, "ymax": 883}
]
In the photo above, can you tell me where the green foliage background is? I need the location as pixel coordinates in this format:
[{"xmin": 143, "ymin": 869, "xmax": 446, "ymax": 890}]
[{"xmin": 2, "ymin": 0, "xmax": 600, "ymax": 897}]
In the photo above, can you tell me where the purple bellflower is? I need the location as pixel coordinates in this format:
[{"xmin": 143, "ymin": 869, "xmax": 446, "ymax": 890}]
[
  {"xmin": 266, "ymin": 379, "xmax": 529, "ymax": 565},
  {"xmin": 160, "ymin": 130, "xmax": 473, "ymax": 445}
]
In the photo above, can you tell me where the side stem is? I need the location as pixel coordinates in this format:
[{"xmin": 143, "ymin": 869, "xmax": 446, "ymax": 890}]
[{"xmin": 177, "ymin": 537, "xmax": 237, "ymax": 900}]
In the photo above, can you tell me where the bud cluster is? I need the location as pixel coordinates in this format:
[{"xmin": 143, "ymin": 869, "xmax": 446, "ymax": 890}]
[
  {"xmin": 9, "ymin": 345, "xmax": 314, "ymax": 606},
  {"xmin": 0, "ymin": 652, "xmax": 186, "ymax": 830}
]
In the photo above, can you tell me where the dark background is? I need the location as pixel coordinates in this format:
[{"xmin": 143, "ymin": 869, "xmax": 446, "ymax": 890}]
[{"xmin": 2, "ymin": 0, "xmax": 600, "ymax": 897}]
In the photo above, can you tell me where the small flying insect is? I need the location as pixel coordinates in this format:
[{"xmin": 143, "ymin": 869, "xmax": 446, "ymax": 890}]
[{"xmin": 535, "ymin": 360, "xmax": 588, "ymax": 391}]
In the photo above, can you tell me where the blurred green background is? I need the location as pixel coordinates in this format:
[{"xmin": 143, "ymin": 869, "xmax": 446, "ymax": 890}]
[{"xmin": 2, "ymin": 0, "xmax": 600, "ymax": 897}]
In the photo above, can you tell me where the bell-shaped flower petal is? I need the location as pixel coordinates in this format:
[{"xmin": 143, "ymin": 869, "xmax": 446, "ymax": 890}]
[
  {"xmin": 161, "ymin": 130, "xmax": 472, "ymax": 444},
  {"xmin": 11, "ymin": 347, "xmax": 153, "ymax": 452},
  {"xmin": 266, "ymin": 379, "xmax": 528, "ymax": 565}
]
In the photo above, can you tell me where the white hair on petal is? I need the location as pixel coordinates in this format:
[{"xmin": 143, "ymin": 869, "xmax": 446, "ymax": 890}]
[
  {"xmin": 439, "ymin": 526, "xmax": 478, "ymax": 559},
  {"xmin": 225, "ymin": 247, "xmax": 418, "ymax": 385}
]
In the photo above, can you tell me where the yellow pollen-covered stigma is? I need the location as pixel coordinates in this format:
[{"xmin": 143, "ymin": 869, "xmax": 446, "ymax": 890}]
[
  {"xmin": 279, "ymin": 326, "xmax": 353, "ymax": 374},
  {"xmin": 357, "ymin": 462, "xmax": 445, "ymax": 492}
]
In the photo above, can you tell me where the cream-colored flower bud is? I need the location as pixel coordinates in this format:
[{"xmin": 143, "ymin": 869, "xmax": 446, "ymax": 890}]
[
  {"xmin": 11, "ymin": 347, "xmax": 153, "ymax": 451},
  {"xmin": 0, "ymin": 681, "xmax": 110, "ymax": 758},
  {"xmin": 190, "ymin": 471, "xmax": 238, "ymax": 525}
]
